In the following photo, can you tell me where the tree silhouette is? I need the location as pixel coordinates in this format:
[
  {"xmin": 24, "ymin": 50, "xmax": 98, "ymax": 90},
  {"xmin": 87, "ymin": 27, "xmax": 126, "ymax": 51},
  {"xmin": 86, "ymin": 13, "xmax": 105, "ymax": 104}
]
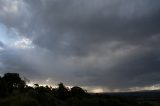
[
  {"xmin": 55, "ymin": 82, "xmax": 69, "ymax": 100},
  {"xmin": 70, "ymin": 86, "xmax": 86, "ymax": 97},
  {"xmin": 34, "ymin": 84, "xmax": 39, "ymax": 88},
  {"xmin": 0, "ymin": 73, "xmax": 158, "ymax": 106},
  {"xmin": 2, "ymin": 73, "xmax": 25, "ymax": 94},
  {"xmin": 0, "ymin": 76, "xmax": 7, "ymax": 97}
]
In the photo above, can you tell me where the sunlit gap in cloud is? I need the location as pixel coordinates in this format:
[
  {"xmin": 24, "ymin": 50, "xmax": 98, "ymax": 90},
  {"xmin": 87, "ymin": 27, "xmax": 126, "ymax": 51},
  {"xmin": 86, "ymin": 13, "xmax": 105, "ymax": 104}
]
[
  {"xmin": 25, "ymin": 79, "xmax": 160, "ymax": 93},
  {"xmin": 91, "ymin": 88, "xmax": 104, "ymax": 93},
  {"xmin": 28, "ymin": 78, "xmax": 75, "ymax": 89},
  {"xmin": 0, "ymin": 24, "xmax": 35, "ymax": 49},
  {"xmin": 129, "ymin": 83, "xmax": 160, "ymax": 91},
  {"xmin": 26, "ymin": 78, "xmax": 105, "ymax": 93},
  {"xmin": 12, "ymin": 37, "xmax": 35, "ymax": 49},
  {"xmin": 26, "ymin": 77, "xmax": 56, "ymax": 88}
]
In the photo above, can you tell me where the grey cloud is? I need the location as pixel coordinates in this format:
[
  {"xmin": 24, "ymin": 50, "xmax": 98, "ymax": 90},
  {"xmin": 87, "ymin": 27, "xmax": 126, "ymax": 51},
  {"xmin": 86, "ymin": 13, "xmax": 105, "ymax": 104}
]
[
  {"xmin": 24, "ymin": 0, "xmax": 160, "ymax": 57},
  {"xmin": 0, "ymin": 49, "xmax": 38, "ymax": 78},
  {"xmin": 1, "ymin": 0, "xmax": 160, "ymax": 55},
  {"xmin": 71, "ymin": 43, "xmax": 160, "ymax": 88},
  {"xmin": 0, "ymin": 0, "xmax": 160, "ymax": 91},
  {"xmin": 0, "ymin": 41, "xmax": 4, "ymax": 47},
  {"xmin": 93, "ymin": 50, "xmax": 160, "ymax": 89}
]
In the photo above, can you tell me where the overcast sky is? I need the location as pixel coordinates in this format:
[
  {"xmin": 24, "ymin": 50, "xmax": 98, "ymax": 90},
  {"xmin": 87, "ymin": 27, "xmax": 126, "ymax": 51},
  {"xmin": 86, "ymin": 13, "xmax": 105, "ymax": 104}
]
[{"xmin": 0, "ymin": 0, "xmax": 160, "ymax": 92}]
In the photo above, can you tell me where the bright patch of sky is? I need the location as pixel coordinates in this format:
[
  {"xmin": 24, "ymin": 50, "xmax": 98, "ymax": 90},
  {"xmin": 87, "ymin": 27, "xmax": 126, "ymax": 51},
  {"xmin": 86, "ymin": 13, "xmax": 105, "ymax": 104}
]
[
  {"xmin": 0, "ymin": 24, "xmax": 19, "ymax": 44},
  {"xmin": 0, "ymin": 24, "xmax": 9, "ymax": 44},
  {"xmin": 129, "ymin": 83, "xmax": 160, "ymax": 91},
  {"xmin": 13, "ymin": 38, "xmax": 34, "ymax": 49},
  {"xmin": 91, "ymin": 88, "xmax": 104, "ymax": 93},
  {"xmin": 0, "ymin": 23, "xmax": 34, "ymax": 49}
]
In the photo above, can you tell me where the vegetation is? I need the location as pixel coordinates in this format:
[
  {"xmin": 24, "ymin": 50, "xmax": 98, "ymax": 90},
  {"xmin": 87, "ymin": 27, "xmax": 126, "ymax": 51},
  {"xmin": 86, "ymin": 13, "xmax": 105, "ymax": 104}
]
[{"xmin": 0, "ymin": 73, "xmax": 160, "ymax": 106}]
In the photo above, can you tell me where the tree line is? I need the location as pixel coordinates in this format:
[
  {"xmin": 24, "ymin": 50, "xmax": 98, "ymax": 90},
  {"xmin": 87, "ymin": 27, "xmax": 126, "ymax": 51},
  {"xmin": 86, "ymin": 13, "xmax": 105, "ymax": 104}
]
[
  {"xmin": 0, "ymin": 73, "xmax": 86, "ymax": 97},
  {"xmin": 0, "ymin": 73, "xmax": 159, "ymax": 106}
]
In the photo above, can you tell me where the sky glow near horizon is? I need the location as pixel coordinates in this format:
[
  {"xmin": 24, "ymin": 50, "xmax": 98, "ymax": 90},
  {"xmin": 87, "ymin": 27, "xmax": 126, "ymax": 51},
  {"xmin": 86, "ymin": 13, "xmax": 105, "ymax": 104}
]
[{"xmin": 0, "ymin": 0, "xmax": 160, "ymax": 93}]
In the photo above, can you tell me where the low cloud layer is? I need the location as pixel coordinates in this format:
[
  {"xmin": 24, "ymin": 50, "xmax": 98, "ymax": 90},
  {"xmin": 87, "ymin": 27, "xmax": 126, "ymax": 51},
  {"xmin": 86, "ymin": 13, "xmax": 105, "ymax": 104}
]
[{"xmin": 0, "ymin": 0, "xmax": 160, "ymax": 91}]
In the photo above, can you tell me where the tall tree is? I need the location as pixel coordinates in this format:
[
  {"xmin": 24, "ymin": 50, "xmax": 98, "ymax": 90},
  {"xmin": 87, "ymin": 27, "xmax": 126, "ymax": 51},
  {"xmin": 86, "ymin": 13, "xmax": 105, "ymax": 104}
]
[{"xmin": 2, "ymin": 73, "xmax": 25, "ymax": 93}]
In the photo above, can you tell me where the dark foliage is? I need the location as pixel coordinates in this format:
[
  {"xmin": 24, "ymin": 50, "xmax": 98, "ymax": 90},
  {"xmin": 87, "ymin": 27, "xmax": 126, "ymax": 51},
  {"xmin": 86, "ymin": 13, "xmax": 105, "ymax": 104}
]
[
  {"xmin": 0, "ymin": 73, "xmax": 159, "ymax": 106},
  {"xmin": 70, "ymin": 86, "xmax": 86, "ymax": 97}
]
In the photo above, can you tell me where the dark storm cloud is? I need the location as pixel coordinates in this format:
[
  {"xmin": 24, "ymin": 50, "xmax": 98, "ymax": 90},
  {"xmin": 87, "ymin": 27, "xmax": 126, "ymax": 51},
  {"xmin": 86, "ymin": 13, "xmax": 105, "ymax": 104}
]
[
  {"xmin": 0, "ymin": 47, "xmax": 41, "ymax": 78},
  {"xmin": 0, "ymin": 0, "xmax": 160, "ymax": 91},
  {"xmin": 84, "ymin": 48, "xmax": 160, "ymax": 88},
  {"xmin": 1, "ymin": 0, "xmax": 160, "ymax": 56},
  {"xmin": 23, "ymin": 0, "xmax": 160, "ymax": 56}
]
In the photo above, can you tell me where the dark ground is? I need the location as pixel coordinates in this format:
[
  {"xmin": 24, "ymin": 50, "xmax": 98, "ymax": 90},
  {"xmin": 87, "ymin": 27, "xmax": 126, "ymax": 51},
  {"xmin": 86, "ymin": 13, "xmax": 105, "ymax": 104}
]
[{"xmin": 0, "ymin": 73, "xmax": 160, "ymax": 106}]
